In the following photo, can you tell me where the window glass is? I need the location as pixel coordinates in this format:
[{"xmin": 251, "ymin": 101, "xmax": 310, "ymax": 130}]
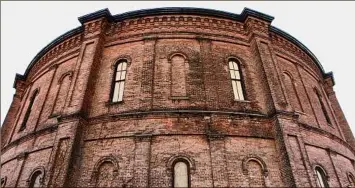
[
  {"xmin": 315, "ymin": 167, "xmax": 328, "ymax": 188},
  {"xmin": 229, "ymin": 60, "xmax": 244, "ymax": 100},
  {"xmin": 29, "ymin": 171, "xmax": 42, "ymax": 188},
  {"xmin": 112, "ymin": 61, "xmax": 127, "ymax": 102}
]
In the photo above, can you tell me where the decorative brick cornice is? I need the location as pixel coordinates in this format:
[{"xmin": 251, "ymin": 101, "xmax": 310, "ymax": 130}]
[
  {"xmin": 270, "ymin": 26, "xmax": 332, "ymax": 81},
  {"xmin": 16, "ymin": 27, "xmax": 83, "ymax": 85},
  {"xmin": 15, "ymin": 7, "xmax": 329, "ymax": 85},
  {"xmin": 105, "ymin": 14, "xmax": 246, "ymax": 39}
]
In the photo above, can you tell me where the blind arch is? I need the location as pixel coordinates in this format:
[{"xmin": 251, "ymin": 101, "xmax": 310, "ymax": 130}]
[
  {"xmin": 282, "ymin": 72, "xmax": 302, "ymax": 111},
  {"xmin": 170, "ymin": 54, "xmax": 187, "ymax": 97}
]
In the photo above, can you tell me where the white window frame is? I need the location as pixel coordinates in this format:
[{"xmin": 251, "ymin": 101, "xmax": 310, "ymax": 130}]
[
  {"xmin": 229, "ymin": 60, "xmax": 245, "ymax": 100},
  {"xmin": 111, "ymin": 60, "xmax": 127, "ymax": 103}
]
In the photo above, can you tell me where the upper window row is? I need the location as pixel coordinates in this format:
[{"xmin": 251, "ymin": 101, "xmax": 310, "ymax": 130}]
[{"xmin": 111, "ymin": 58, "xmax": 246, "ymax": 103}]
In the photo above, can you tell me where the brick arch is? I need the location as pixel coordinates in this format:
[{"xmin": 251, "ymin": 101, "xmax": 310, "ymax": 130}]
[
  {"xmin": 26, "ymin": 166, "xmax": 45, "ymax": 187},
  {"xmin": 166, "ymin": 154, "xmax": 196, "ymax": 171},
  {"xmin": 90, "ymin": 155, "xmax": 120, "ymax": 187},
  {"xmin": 225, "ymin": 55, "xmax": 246, "ymax": 68},
  {"xmin": 58, "ymin": 71, "xmax": 73, "ymax": 85},
  {"xmin": 242, "ymin": 155, "xmax": 269, "ymax": 177},
  {"xmin": 110, "ymin": 55, "xmax": 132, "ymax": 70},
  {"xmin": 168, "ymin": 52, "xmax": 189, "ymax": 63},
  {"xmin": 282, "ymin": 70, "xmax": 295, "ymax": 81},
  {"xmin": 93, "ymin": 155, "xmax": 120, "ymax": 173},
  {"xmin": 313, "ymin": 164, "xmax": 329, "ymax": 180}
]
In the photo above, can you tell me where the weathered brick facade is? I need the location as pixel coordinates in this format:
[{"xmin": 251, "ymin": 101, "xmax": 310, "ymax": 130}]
[{"xmin": 1, "ymin": 7, "xmax": 354, "ymax": 187}]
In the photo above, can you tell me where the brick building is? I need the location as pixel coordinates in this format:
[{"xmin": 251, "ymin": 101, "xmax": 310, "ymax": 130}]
[{"xmin": 1, "ymin": 7, "xmax": 355, "ymax": 187}]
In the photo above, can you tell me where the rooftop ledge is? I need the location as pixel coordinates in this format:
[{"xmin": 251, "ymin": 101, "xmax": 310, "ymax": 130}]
[{"xmin": 13, "ymin": 7, "xmax": 334, "ymax": 88}]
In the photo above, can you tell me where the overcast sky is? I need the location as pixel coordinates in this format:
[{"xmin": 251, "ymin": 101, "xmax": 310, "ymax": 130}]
[{"xmin": 1, "ymin": 1, "xmax": 355, "ymax": 133}]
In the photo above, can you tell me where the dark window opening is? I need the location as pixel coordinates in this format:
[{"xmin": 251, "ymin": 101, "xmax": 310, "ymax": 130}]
[{"xmin": 19, "ymin": 89, "xmax": 39, "ymax": 131}]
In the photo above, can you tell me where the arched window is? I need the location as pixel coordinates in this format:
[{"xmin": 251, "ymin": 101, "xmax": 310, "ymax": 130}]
[
  {"xmin": 19, "ymin": 89, "xmax": 39, "ymax": 131},
  {"xmin": 315, "ymin": 89, "xmax": 331, "ymax": 125},
  {"xmin": 171, "ymin": 54, "xmax": 187, "ymax": 97},
  {"xmin": 229, "ymin": 59, "xmax": 245, "ymax": 100},
  {"xmin": 29, "ymin": 170, "xmax": 43, "ymax": 188},
  {"xmin": 315, "ymin": 166, "xmax": 329, "ymax": 188},
  {"xmin": 111, "ymin": 60, "xmax": 127, "ymax": 102},
  {"xmin": 173, "ymin": 160, "xmax": 190, "ymax": 188}
]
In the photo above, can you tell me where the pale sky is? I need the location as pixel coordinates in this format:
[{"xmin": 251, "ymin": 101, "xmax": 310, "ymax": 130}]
[{"xmin": 1, "ymin": 1, "xmax": 355, "ymax": 134}]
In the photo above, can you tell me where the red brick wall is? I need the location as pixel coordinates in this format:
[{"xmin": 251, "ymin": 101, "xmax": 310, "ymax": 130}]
[{"xmin": 1, "ymin": 10, "xmax": 354, "ymax": 188}]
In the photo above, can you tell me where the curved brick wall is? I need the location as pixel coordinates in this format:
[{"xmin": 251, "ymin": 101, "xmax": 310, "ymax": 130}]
[{"xmin": 1, "ymin": 7, "xmax": 354, "ymax": 187}]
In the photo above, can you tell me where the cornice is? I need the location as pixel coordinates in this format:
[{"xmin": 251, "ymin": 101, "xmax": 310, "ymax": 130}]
[
  {"xmin": 269, "ymin": 26, "xmax": 331, "ymax": 79},
  {"xmin": 14, "ymin": 26, "xmax": 83, "ymax": 87},
  {"xmin": 15, "ymin": 7, "xmax": 332, "ymax": 86}
]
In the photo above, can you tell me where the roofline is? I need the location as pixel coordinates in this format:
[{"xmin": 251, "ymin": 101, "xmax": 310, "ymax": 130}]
[
  {"xmin": 269, "ymin": 26, "xmax": 326, "ymax": 74},
  {"xmin": 15, "ymin": 7, "xmax": 331, "ymax": 88},
  {"xmin": 14, "ymin": 26, "xmax": 83, "ymax": 88}
]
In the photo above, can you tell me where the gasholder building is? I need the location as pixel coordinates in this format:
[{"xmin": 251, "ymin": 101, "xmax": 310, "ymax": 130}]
[{"xmin": 1, "ymin": 7, "xmax": 355, "ymax": 187}]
